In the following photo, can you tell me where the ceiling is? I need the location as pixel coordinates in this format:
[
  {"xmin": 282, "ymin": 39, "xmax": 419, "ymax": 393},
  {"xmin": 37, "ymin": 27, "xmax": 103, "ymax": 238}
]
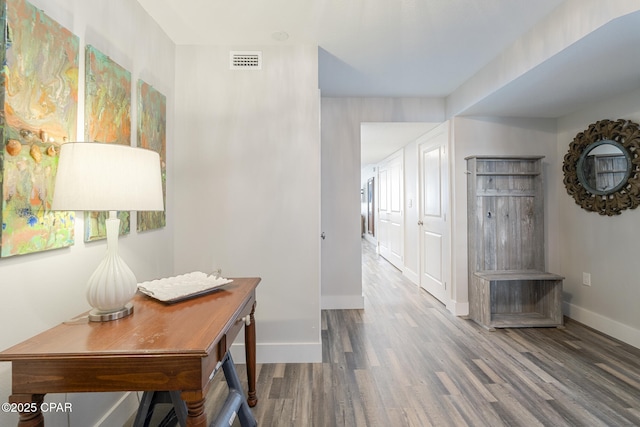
[
  {"xmin": 462, "ymin": 10, "xmax": 640, "ymax": 118},
  {"xmin": 136, "ymin": 0, "xmax": 565, "ymax": 98},
  {"xmin": 135, "ymin": 0, "xmax": 640, "ymax": 164}
]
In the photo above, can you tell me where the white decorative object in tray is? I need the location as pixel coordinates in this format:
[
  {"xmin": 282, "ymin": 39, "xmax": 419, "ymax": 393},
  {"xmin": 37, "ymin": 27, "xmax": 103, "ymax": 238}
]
[{"xmin": 138, "ymin": 271, "xmax": 233, "ymax": 303}]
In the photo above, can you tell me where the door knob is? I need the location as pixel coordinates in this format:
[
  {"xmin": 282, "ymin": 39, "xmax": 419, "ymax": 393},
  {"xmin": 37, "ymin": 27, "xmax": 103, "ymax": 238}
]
[
  {"xmin": 418, "ymin": 220, "xmax": 423, "ymax": 226},
  {"xmin": 321, "ymin": 232, "xmax": 326, "ymax": 240}
]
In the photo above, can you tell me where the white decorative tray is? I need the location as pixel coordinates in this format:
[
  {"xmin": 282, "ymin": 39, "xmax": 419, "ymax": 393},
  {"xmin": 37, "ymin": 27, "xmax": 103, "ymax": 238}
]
[{"xmin": 137, "ymin": 271, "xmax": 233, "ymax": 303}]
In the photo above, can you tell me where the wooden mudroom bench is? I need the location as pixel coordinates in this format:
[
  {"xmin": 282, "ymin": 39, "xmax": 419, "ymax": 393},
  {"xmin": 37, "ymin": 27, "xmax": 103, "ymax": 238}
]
[{"xmin": 466, "ymin": 156, "xmax": 564, "ymax": 330}]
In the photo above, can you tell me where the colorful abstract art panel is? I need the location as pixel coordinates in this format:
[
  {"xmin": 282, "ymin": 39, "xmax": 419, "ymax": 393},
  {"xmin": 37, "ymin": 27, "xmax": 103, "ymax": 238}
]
[
  {"xmin": 137, "ymin": 80, "xmax": 166, "ymax": 232},
  {"xmin": 84, "ymin": 45, "xmax": 131, "ymax": 242},
  {"xmin": 0, "ymin": 0, "xmax": 79, "ymax": 258}
]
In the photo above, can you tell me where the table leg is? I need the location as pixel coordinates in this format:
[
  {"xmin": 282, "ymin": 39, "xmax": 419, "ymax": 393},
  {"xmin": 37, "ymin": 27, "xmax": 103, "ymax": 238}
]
[
  {"xmin": 183, "ymin": 397, "xmax": 208, "ymax": 427},
  {"xmin": 11, "ymin": 394, "xmax": 44, "ymax": 427},
  {"xmin": 244, "ymin": 302, "xmax": 258, "ymax": 407}
]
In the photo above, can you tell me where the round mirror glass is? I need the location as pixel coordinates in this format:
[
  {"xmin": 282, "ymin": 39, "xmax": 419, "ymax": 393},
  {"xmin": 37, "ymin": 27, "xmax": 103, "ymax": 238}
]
[{"xmin": 576, "ymin": 139, "xmax": 631, "ymax": 196}]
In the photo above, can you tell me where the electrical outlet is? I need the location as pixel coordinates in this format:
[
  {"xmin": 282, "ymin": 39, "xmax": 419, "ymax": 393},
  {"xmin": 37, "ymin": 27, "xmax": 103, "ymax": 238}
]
[{"xmin": 582, "ymin": 272, "xmax": 591, "ymax": 286}]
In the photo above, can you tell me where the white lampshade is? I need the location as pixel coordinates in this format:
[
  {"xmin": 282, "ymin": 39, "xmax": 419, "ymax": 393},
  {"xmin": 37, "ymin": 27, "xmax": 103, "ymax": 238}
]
[
  {"xmin": 52, "ymin": 142, "xmax": 164, "ymax": 321},
  {"xmin": 52, "ymin": 142, "xmax": 164, "ymax": 212}
]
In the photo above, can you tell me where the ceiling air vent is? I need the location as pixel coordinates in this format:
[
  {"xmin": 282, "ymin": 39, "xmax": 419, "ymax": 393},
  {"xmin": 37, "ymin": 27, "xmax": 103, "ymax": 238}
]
[{"xmin": 230, "ymin": 51, "xmax": 262, "ymax": 70}]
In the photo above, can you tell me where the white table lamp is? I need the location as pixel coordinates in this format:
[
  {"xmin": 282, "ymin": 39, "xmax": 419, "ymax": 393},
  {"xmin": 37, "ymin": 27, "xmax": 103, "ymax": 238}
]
[{"xmin": 52, "ymin": 142, "xmax": 164, "ymax": 321}]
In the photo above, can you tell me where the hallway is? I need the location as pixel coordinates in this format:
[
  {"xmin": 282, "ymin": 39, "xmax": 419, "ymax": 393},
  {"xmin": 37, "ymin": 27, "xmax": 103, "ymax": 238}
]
[{"xmin": 203, "ymin": 239, "xmax": 640, "ymax": 426}]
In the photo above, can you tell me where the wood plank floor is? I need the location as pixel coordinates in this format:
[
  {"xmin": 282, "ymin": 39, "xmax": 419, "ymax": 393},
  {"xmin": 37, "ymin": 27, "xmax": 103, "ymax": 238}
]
[{"xmin": 146, "ymin": 239, "xmax": 640, "ymax": 426}]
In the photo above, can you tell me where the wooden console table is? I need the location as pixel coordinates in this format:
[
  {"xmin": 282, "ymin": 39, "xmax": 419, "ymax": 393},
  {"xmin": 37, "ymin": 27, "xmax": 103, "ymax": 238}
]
[{"xmin": 0, "ymin": 277, "xmax": 260, "ymax": 427}]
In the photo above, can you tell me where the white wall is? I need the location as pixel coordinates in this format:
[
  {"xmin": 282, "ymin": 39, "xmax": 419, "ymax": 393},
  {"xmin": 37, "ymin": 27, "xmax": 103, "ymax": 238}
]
[
  {"xmin": 0, "ymin": 1, "xmax": 175, "ymax": 426},
  {"xmin": 450, "ymin": 116, "xmax": 559, "ymax": 315},
  {"xmin": 173, "ymin": 45, "xmax": 322, "ymax": 363},
  {"xmin": 556, "ymin": 87, "xmax": 640, "ymax": 348},
  {"xmin": 321, "ymin": 97, "xmax": 444, "ymax": 309}
]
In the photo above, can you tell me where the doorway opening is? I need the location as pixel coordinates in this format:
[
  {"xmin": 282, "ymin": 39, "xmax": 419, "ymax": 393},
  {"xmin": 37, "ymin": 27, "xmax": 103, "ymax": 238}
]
[{"xmin": 360, "ymin": 122, "xmax": 440, "ymax": 278}]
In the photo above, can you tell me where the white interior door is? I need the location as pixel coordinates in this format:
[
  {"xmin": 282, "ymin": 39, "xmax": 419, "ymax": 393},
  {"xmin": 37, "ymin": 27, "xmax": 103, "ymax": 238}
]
[
  {"xmin": 418, "ymin": 125, "xmax": 450, "ymax": 304},
  {"xmin": 377, "ymin": 151, "xmax": 404, "ymax": 270}
]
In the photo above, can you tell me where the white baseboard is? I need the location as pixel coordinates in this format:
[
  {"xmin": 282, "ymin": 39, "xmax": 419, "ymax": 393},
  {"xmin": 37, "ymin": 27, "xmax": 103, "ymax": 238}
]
[
  {"xmin": 321, "ymin": 294, "xmax": 365, "ymax": 309},
  {"xmin": 563, "ymin": 302, "xmax": 640, "ymax": 349},
  {"xmin": 230, "ymin": 342, "xmax": 322, "ymax": 364},
  {"xmin": 95, "ymin": 392, "xmax": 139, "ymax": 427},
  {"xmin": 449, "ymin": 300, "xmax": 469, "ymax": 317},
  {"xmin": 403, "ymin": 268, "xmax": 419, "ymax": 285}
]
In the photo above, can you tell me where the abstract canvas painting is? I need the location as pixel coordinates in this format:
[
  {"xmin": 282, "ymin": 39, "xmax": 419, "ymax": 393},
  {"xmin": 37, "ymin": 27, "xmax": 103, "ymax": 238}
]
[
  {"xmin": 0, "ymin": 0, "xmax": 79, "ymax": 257},
  {"xmin": 137, "ymin": 80, "xmax": 166, "ymax": 231},
  {"xmin": 84, "ymin": 45, "xmax": 131, "ymax": 241}
]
